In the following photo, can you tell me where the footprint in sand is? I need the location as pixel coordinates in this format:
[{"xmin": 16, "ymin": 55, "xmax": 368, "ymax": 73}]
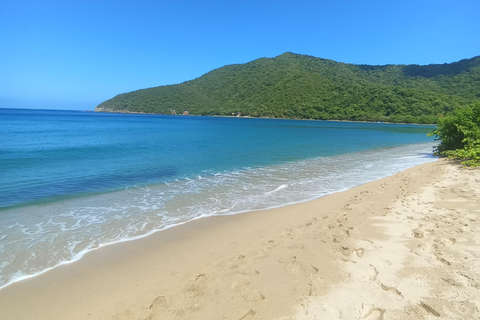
[
  {"xmin": 457, "ymin": 271, "xmax": 479, "ymax": 288},
  {"xmin": 151, "ymin": 296, "xmax": 167, "ymax": 308},
  {"xmin": 231, "ymin": 276, "xmax": 251, "ymax": 292},
  {"xmin": 419, "ymin": 301, "xmax": 440, "ymax": 317},
  {"xmin": 260, "ymin": 240, "xmax": 276, "ymax": 257},
  {"xmin": 434, "ymin": 252, "xmax": 452, "ymax": 266},
  {"xmin": 266, "ymin": 240, "xmax": 275, "ymax": 249},
  {"xmin": 360, "ymin": 264, "xmax": 378, "ymax": 282},
  {"xmin": 242, "ymin": 289, "xmax": 265, "ymax": 302},
  {"xmin": 412, "ymin": 228, "xmax": 424, "ymax": 238},
  {"xmin": 363, "ymin": 307, "xmax": 385, "ymax": 320},
  {"xmin": 380, "ymin": 282, "xmax": 403, "ymax": 299},
  {"xmin": 229, "ymin": 255, "xmax": 247, "ymax": 269},
  {"xmin": 441, "ymin": 277, "xmax": 461, "ymax": 287},
  {"xmin": 239, "ymin": 309, "xmax": 256, "ymax": 320},
  {"xmin": 144, "ymin": 296, "xmax": 169, "ymax": 320},
  {"xmin": 354, "ymin": 247, "xmax": 365, "ymax": 258},
  {"xmin": 187, "ymin": 273, "xmax": 207, "ymax": 296}
]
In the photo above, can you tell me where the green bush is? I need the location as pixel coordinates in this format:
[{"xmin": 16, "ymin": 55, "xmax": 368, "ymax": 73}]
[{"xmin": 428, "ymin": 102, "xmax": 480, "ymax": 166}]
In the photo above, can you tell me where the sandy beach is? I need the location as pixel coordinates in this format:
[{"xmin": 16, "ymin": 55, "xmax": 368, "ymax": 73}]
[{"xmin": 0, "ymin": 159, "xmax": 478, "ymax": 319}]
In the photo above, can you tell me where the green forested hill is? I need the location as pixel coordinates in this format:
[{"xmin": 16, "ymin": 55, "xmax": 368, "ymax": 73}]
[{"xmin": 95, "ymin": 53, "xmax": 480, "ymax": 123}]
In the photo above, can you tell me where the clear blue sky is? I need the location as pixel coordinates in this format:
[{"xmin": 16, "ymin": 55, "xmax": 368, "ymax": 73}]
[{"xmin": 1, "ymin": 0, "xmax": 479, "ymax": 110}]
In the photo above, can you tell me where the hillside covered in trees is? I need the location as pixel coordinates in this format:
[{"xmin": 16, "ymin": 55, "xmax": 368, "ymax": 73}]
[{"xmin": 95, "ymin": 53, "xmax": 480, "ymax": 123}]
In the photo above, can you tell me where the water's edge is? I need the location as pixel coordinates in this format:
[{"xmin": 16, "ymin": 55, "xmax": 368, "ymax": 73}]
[{"xmin": 0, "ymin": 153, "xmax": 437, "ymax": 291}]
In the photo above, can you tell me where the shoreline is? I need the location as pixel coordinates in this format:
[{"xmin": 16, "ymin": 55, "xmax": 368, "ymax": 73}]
[
  {"xmin": 1, "ymin": 159, "xmax": 478, "ymax": 319},
  {"xmin": 0, "ymin": 142, "xmax": 437, "ymax": 290},
  {"xmin": 93, "ymin": 109, "xmax": 437, "ymax": 125}
]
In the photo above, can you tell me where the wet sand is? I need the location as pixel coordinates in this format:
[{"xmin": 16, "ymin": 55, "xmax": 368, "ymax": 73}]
[{"xmin": 0, "ymin": 159, "xmax": 478, "ymax": 319}]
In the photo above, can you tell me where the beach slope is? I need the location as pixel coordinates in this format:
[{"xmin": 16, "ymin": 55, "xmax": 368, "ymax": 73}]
[{"xmin": 0, "ymin": 159, "xmax": 478, "ymax": 319}]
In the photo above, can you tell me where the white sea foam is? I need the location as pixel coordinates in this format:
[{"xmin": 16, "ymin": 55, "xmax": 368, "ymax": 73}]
[
  {"xmin": 265, "ymin": 184, "xmax": 289, "ymax": 196},
  {"xmin": 0, "ymin": 142, "xmax": 437, "ymax": 290}
]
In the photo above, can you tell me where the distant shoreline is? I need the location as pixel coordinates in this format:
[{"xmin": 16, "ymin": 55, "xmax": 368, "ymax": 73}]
[{"xmin": 93, "ymin": 108, "xmax": 437, "ymax": 125}]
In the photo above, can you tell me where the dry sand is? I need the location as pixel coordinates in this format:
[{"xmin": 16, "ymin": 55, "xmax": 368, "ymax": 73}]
[{"xmin": 0, "ymin": 159, "xmax": 478, "ymax": 319}]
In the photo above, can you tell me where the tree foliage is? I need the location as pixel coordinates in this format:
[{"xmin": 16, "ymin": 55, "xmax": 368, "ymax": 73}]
[
  {"xmin": 428, "ymin": 102, "xmax": 480, "ymax": 166},
  {"xmin": 95, "ymin": 53, "xmax": 480, "ymax": 123}
]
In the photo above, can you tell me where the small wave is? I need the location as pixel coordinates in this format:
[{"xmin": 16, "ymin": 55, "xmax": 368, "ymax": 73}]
[
  {"xmin": 265, "ymin": 184, "xmax": 289, "ymax": 196},
  {"xmin": 125, "ymin": 185, "xmax": 150, "ymax": 194}
]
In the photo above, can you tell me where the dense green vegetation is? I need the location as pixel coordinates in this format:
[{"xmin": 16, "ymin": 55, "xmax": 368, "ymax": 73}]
[
  {"xmin": 96, "ymin": 53, "xmax": 480, "ymax": 123},
  {"xmin": 428, "ymin": 102, "xmax": 480, "ymax": 166}
]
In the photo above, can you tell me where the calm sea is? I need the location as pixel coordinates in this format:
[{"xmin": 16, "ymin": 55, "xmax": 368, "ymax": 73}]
[{"xmin": 0, "ymin": 108, "xmax": 437, "ymax": 289}]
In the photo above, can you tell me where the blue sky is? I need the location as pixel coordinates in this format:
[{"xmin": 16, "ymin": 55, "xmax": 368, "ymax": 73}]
[{"xmin": 1, "ymin": 0, "xmax": 479, "ymax": 110}]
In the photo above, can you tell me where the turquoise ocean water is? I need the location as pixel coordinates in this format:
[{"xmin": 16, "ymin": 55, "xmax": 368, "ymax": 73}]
[{"xmin": 0, "ymin": 108, "xmax": 437, "ymax": 289}]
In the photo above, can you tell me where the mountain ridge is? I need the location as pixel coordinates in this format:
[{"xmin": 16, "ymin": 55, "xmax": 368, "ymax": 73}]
[{"xmin": 95, "ymin": 52, "xmax": 480, "ymax": 123}]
